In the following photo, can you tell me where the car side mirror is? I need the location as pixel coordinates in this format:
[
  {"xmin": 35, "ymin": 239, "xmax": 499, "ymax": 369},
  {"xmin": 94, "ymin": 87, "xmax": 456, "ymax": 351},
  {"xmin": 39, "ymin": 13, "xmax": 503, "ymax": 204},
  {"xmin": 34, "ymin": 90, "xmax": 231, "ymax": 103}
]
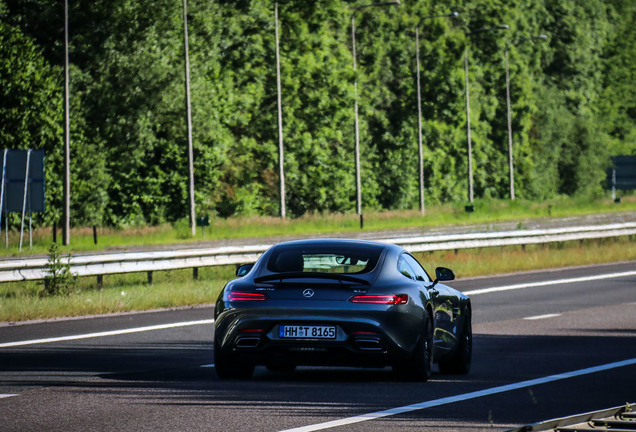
[
  {"xmin": 431, "ymin": 267, "xmax": 455, "ymax": 287},
  {"xmin": 236, "ymin": 263, "xmax": 254, "ymax": 277},
  {"xmin": 435, "ymin": 267, "xmax": 455, "ymax": 281}
]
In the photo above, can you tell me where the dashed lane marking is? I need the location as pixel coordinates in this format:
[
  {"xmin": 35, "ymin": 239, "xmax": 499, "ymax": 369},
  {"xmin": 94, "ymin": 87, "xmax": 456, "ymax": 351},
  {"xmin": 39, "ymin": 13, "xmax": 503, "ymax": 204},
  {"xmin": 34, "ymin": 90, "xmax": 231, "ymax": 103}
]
[{"xmin": 524, "ymin": 313, "xmax": 562, "ymax": 320}]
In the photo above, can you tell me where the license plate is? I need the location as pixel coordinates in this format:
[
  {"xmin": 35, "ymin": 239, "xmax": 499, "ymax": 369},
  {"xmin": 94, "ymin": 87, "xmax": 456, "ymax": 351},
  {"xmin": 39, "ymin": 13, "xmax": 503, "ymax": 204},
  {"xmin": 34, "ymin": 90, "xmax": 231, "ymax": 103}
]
[{"xmin": 279, "ymin": 325, "xmax": 336, "ymax": 339}]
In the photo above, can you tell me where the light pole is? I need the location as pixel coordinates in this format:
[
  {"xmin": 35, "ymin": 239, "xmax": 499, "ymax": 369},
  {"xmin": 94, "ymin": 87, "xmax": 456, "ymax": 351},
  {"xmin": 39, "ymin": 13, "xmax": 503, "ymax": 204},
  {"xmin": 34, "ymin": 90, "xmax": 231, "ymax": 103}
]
[
  {"xmin": 275, "ymin": 2, "xmax": 286, "ymax": 219},
  {"xmin": 351, "ymin": 1, "xmax": 400, "ymax": 226},
  {"xmin": 464, "ymin": 24, "xmax": 508, "ymax": 208},
  {"xmin": 415, "ymin": 11, "xmax": 458, "ymax": 215},
  {"xmin": 183, "ymin": 0, "xmax": 196, "ymax": 236},
  {"xmin": 504, "ymin": 34, "xmax": 547, "ymax": 200},
  {"xmin": 63, "ymin": 0, "xmax": 70, "ymax": 245}
]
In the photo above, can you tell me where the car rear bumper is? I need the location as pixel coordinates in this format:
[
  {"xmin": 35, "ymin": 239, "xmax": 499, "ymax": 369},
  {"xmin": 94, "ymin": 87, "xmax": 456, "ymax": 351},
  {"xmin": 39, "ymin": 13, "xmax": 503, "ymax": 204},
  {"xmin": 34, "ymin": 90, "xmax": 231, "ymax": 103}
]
[{"xmin": 214, "ymin": 306, "xmax": 423, "ymax": 367}]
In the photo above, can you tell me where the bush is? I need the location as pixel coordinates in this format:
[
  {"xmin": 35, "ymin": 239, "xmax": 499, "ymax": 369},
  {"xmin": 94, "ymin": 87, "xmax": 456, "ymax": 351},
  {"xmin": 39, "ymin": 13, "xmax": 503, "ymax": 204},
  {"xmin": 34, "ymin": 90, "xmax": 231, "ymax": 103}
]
[{"xmin": 40, "ymin": 242, "xmax": 77, "ymax": 296}]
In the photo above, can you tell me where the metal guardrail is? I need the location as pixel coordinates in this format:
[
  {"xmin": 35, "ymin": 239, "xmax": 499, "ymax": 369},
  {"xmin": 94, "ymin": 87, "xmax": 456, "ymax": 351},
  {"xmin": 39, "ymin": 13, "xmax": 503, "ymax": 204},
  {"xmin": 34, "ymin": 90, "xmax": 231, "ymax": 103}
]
[
  {"xmin": 383, "ymin": 222, "xmax": 636, "ymax": 252},
  {"xmin": 504, "ymin": 403, "xmax": 635, "ymax": 432},
  {"xmin": 0, "ymin": 244, "xmax": 269, "ymax": 283},
  {"xmin": 1, "ymin": 222, "xmax": 635, "ymax": 283}
]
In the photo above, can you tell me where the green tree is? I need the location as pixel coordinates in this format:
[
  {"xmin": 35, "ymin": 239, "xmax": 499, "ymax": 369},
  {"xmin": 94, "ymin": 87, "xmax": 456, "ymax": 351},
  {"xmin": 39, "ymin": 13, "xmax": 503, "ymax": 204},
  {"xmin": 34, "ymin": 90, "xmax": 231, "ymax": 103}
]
[
  {"xmin": 0, "ymin": 13, "xmax": 62, "ymax": 225},
  {"xmin": 2, "ymin": 0, "xmax": 634, "ymax": 226}
]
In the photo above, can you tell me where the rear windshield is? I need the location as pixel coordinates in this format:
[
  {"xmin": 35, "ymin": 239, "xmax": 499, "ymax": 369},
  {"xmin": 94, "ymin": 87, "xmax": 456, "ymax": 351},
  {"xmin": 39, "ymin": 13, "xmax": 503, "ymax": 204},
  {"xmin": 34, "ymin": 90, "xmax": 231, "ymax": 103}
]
[{"xmin": 266, "ymin": 244, "xmax": 384, "ymax": 274}]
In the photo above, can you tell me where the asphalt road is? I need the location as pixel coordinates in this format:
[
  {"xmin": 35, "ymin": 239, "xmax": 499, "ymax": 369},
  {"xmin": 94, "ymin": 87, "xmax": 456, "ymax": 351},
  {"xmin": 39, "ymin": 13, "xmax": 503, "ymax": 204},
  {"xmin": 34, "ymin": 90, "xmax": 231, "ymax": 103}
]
[{"xmin": 1, "ymin": 261, "xmax": 635, "ymax": 432}]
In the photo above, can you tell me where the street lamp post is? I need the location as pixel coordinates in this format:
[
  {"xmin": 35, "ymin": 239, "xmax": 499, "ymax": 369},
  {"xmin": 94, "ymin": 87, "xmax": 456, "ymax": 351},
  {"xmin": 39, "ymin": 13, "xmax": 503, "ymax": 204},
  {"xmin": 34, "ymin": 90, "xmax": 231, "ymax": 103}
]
[
  {"xmin": 63, "ymin": 0, "xmax": 70, "ymax": 245},
  {"xmin": 351, "ymin": 1, "xmax": 399, "ymax": 226},
  {"xmin": 183, "ymin": 0, "xmax": 196, "ymax": 237},
  {"xmin": 275, "ymin": 2, "xmax": 286, "ymax": 219},
  {"xmin": 415, "ymin": 11, "xmax": 458, "ymax": 215},
  {"xmin": 504, "ymin": 34, "xmax": 547, "ymax": 200},
  {"xmin": 464, "ymin": 25, "xmax": 508, "ymax": 207}
]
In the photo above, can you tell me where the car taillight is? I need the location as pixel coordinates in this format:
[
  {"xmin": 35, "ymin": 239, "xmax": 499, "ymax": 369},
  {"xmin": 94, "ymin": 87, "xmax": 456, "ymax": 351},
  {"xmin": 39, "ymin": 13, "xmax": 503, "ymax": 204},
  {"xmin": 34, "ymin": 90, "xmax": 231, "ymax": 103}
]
[
  {"xmin": 227, "ymin": 292, "xmax": 267, "ymax": 301},
  {"xmin": 349, "ymin": 294, "xmax": 408, "ymax": 305}
]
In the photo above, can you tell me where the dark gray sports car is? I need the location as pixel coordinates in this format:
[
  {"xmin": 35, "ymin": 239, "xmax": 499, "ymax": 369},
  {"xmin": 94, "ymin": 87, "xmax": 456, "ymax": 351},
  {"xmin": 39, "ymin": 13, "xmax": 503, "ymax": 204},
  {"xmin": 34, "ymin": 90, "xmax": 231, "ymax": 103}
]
[{"xmin": 213, "ymin": 238, "xmax": 471, "ymax": 380}]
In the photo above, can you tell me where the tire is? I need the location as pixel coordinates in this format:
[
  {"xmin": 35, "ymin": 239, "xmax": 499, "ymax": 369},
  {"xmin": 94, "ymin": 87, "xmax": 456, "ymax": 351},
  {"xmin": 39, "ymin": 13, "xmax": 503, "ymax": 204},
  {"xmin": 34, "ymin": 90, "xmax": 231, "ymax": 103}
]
[
  {"xmin": 394, "ymin": 313, "xmax": 434, "ymax": 382},
  {"xmin": 438, "ymin": 306, "xmax": 472, "ymax": 375},
  {"xmin": 214, "ymin": 340, "xmax": 255, "ymax": 379}
]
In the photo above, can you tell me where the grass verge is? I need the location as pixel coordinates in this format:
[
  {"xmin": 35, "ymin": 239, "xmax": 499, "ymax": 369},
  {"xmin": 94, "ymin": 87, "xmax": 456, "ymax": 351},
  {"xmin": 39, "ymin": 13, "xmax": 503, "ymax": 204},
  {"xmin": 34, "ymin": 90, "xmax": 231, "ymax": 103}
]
[
  {"xmin": 2, "ymin": 236, "xmax": 635, "ymax": 323},
  {"xmin": 1, "ymin": 195, "xmax": 635, "ymax": 257}
]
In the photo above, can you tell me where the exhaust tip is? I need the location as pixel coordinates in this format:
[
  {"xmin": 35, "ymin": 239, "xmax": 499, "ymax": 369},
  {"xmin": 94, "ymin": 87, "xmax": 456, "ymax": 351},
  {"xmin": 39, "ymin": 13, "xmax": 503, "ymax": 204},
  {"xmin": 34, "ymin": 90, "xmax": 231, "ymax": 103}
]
[
  {"xmin": 355, "ymin": 338, "xmax": 383, "ymax": 351},
  {"xmin": 235, "ymin": 337, "xmax": 260, "ymax": 348}
]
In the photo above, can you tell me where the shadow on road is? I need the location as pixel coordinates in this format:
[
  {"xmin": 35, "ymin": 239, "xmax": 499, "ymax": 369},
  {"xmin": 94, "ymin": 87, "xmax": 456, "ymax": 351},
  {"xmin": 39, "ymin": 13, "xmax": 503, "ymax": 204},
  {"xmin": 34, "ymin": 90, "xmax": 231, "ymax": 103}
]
[{"xmin": 1, "ymin": 332, "xmax": 635, "ymax": 431}]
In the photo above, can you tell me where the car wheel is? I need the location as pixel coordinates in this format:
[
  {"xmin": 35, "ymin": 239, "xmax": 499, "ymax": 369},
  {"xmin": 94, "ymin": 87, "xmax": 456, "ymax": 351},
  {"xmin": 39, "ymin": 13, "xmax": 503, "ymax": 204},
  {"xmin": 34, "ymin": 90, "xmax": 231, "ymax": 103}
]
[
  {"xmin": 438, "ymin": 307, "xmax": 472, "ymax": 375},
  {"xmin": 394, "ymin": 313, "xmax": 433, "ymax": 382},
  {"xmin": 214, "ymin": 341, "xmax": 255, "ymax": 379}
]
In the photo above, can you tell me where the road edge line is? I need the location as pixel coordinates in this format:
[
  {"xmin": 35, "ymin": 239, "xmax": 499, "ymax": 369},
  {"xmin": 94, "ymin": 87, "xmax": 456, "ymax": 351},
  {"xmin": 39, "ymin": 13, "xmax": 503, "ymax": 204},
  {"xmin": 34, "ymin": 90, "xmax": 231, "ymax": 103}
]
[{"xmin": 277, "ymin": 358, "xmax": 636, "ymax": 432}]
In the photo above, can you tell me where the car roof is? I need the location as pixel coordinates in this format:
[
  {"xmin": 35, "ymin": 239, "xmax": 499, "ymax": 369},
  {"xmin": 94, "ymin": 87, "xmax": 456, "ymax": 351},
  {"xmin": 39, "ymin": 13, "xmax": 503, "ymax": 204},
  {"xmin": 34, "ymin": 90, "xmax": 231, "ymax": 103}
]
[{"xmin": 270, "ymin": 238, "xmax": 400, "ymax": 251}]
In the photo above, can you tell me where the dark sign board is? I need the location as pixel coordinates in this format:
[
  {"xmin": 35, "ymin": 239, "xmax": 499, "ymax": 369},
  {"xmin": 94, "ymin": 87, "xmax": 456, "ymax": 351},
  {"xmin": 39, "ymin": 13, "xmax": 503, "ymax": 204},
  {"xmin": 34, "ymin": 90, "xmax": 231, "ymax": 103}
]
[
  {"xmin": 1, "ymin": 149, "xmax": 46, "ymax": 213},
  {"xmin": 608, "ymin": 156, "xmax": 636, "ymax": 191},
  {"xmin": 196, "ymin": 215, "xmax": 210, "ymax": 227}
]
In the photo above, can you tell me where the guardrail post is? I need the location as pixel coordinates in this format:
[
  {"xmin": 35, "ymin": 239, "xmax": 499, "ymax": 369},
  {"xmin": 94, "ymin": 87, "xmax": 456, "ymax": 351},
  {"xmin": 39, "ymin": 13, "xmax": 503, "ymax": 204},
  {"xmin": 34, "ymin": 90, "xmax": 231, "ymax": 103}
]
[
  {"xmin": 147, "ymin": 271, "xmax": 153, "ymax": 285},
  {"xmin": 193, "ymin": 267, "xmax": 198, "ymax": 280},
  {"xmin": 97, "ymin": 275, "xmax": 103, "ymax": 290}
]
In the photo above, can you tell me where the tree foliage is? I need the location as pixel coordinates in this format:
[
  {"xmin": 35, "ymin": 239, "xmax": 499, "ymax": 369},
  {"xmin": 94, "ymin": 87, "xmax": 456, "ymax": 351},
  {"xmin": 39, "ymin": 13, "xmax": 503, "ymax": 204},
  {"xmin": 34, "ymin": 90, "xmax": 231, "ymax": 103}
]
[{"xmin": 1, "ymin": 0, "xmax": 634, "ymax": 227}]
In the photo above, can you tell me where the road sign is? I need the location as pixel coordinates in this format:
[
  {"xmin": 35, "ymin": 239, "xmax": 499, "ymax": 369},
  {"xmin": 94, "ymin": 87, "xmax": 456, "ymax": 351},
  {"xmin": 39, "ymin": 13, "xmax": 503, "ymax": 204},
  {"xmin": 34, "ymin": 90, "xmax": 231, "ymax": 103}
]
[
  {"xmin": 1, "ymin": 149, "xmax": 46, "ymax": 213},
  {"xmin": 609, "ymin": 156, "xmax": 636, "ymax": 191}
]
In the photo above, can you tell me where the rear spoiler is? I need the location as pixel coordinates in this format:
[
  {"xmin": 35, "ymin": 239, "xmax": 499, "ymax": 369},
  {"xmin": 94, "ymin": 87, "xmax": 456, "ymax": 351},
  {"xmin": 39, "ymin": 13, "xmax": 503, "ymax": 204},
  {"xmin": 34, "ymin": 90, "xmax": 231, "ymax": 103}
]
[{"xmin": 254, "ymin": 272, "xmax": 370, "ymax": 285}]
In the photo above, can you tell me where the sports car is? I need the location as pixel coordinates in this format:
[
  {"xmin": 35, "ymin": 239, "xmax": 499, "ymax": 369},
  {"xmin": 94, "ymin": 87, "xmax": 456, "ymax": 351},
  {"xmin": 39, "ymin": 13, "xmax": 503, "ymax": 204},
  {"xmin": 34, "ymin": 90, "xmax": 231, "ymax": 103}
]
[{"xmin": 213, "ymin": 238, "xmax": 471, "ymax": 380}]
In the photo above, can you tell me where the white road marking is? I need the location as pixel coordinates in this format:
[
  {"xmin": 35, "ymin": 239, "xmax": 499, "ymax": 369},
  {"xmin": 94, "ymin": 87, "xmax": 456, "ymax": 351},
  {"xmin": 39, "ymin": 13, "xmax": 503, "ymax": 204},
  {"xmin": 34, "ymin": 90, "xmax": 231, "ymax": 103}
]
[
  {"xmin": 524, "ymin": 313, "xmax": 562, "ymax": 320},
  {"xmin": 0, "ymin": 319, "xmax": 215, "ymax": 348},
  {"xmin": 0, "ymin": 394, "xmax": 18, "ymax": 398},
  {"xmin": 277, "ymin": 358, "xmax": 636, "ymax": 432},
  {"xmin": 463, "ymin": 270, "xmax": 636, "ymax": 296},
  {"xmin": 200, "ymin": 364, "xmax": 215, "ymax": 368}
]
